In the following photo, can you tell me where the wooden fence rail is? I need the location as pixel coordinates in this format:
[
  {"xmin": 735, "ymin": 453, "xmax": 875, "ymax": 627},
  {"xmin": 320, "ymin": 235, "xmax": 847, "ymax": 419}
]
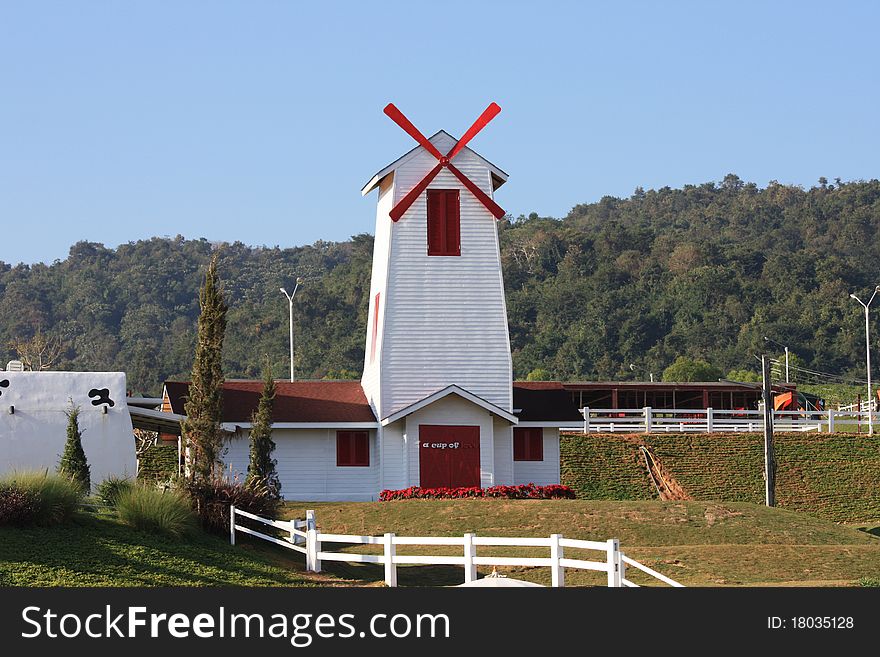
[{"xmin": 230, "ymin": 507, "xmax": 683, "ymax": 588}]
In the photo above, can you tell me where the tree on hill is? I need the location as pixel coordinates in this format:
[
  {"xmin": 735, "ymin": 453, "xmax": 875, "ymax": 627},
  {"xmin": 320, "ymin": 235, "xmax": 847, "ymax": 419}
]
[
  {"xmin": 662, "ymin": 356, "xmax": 722, "ymax": 383},
  {"xmin": 182, "ymin": 255, "xmax": 228, "ymax": 482},
  {"xmin": 58, "ymin": 402, "xmax": 90, "ymax": 493},
  {"xmin": 246, "ymin": 358, "xmax": 281, "ymax": 498}
]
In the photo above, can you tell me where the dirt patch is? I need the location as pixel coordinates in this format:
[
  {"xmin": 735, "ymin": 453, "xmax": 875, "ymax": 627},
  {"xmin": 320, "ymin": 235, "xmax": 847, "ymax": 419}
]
[
  {"xmin": 703, "ymin": 504, "xmax": 745, "ymax": 527},
  {"xmin": 640, "ymin": 445, "xmax": 691, "ymax": 501}
]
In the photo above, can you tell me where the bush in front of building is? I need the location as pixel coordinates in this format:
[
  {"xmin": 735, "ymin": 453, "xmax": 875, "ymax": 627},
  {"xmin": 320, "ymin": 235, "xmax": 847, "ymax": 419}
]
[
  {"xmin": 379, "ymin": 483, "xmax": 576, "ymax": 501},
  {"xmin": 96, "ymin": 476, "xmax": 135, "ymax": 508},
  {"xmin": 115, "ymin": 486, "xmax": 197, "ymax": 538},
  {"xmin": 0, "ymin": 470, "xmax": 84, "ymax": 526},
  {"xmin": 180, "ymin": 478, "xmax": 281, "ymax": 535}
]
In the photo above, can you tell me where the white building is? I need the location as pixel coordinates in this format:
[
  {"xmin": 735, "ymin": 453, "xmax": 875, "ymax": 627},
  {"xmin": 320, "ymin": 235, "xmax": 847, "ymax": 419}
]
[
  {"xmin": 0, "ymin": 371, "xmax": 137, "ymax": 487},
  {"xmin": 163, "ymin": 106, "xmax": 581, "ymax": 500}
]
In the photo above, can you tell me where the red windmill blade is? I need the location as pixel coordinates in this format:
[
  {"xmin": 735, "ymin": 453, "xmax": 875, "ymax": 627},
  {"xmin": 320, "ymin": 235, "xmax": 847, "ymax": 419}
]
[{"xmin": 383, "ymin": 103, "xmax": 505, "ymax": 222}]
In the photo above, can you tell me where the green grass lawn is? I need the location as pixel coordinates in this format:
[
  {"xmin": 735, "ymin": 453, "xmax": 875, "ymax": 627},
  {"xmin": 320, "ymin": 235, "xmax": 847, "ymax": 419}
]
[
  {"xmin": 282, "ymin": 500, "xmax": 880, "ymax": 587},
  {"xmin": 0, "ymin": 510, "xmax": 317, "ymax": 587}
]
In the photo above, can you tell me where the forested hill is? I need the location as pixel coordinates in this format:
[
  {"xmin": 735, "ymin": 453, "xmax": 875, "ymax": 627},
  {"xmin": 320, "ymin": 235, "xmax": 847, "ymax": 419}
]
[{"xmin": 1, "ymin": 175, "xmax": 879, "ymax": 396}]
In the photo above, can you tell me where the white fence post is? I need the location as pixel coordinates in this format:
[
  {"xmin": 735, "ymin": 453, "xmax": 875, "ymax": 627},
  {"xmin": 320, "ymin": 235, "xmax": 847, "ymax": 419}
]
[
  {"xmin": 706, "ymin": 408, "xmax": 713, "ymax": 433},
  {"xmin": 550, "ymin": 533, "xmax": 565, "ymax": 587},
  {"xmin": 463, "ymin": 533, "xmax": 477, "ymax": 583},
  {"xmin": 644, "ymin": 407, "xmax": 652, "ymax": 433},
  {"xmin": 306, "ymin": 509, "xmax": 316, "ymax": 531},
  {"xmin": 606, "ymin": 538, "xmax": 621, "ymax": 587},
  {"xmin": 383, "ymin": 533, "xmax": 398, "ymax": 587},
  {"xmin": 306, "ymin": 528, "xmax": 321, "ymax": 573},
  {"xmin": 583, "ymin": 407, "xmax": 590, "ymax": 434},
  {"xmin": 229, "ymin": 504, "xmax": 236, "ymax": 546},
  {"xmin": 827, "ymin": 409, "xmax": 835, "ymax": 434}
]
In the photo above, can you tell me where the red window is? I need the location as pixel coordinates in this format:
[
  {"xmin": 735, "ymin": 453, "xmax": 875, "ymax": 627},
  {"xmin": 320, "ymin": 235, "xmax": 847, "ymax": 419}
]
[
  {"xmin": 513, "ymin": 428, "xmax": 543, "ymax": 462},
  {"xmin": 370, "ymin": 293, "xmax": 380, "ymax": 363},
  {"xmin": 337, "ymin": 431, "xmax": 370, "ymax": 467},
  {"xmin": 427, "ymin": 189, "xmax": 460, "ymax": 256}
]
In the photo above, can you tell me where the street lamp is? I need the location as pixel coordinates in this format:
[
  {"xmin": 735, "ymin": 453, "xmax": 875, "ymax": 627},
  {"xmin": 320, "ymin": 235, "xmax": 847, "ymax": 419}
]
[
  {"xmin": 763, "ymin": 336, "xmax": 789, "ymax": 383},
  {"xmin": 280, "ymin": 278, "xmax": 304, "ymax": 382},
  {"xmin": 850, "ymin": 286, "xmax": 880, "ymax": 436}
]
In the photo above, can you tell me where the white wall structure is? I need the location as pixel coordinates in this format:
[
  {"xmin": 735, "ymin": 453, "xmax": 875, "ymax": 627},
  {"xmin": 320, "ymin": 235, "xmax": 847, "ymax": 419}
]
[
  {"xmin": 221, "ymin": 428, "xmax": 380, "ymax": 501},
  {"xmin": 0, "ymin": 371, "xmax": 137, "ymax": 487},
  {"xmin": 512, "ymin": 427, "xmax": 561, "ymax": 486},
  {"xmin": 361, "ymin": 131, "xmax": 512, "ymax": 421}
]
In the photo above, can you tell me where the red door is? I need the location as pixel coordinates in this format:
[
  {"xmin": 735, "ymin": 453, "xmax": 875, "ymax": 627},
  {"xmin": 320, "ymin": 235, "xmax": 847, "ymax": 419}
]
[{"xmin": 419, "ymin": 425, "xmax": 481, "ymax": 489}]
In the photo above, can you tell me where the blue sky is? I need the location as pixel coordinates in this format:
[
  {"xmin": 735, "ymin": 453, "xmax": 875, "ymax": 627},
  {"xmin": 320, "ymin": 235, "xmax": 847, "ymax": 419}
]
[{"xmin": 2, "ymin": 1, "xmax": 878, "ymax": 265}]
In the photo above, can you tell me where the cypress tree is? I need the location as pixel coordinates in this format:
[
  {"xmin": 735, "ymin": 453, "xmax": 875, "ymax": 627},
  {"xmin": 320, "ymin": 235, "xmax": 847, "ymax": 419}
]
[
  {"xmin": 182, "ymin": 254, "xmax": 228, "ymax": 482},
  {"xmin": 246, "ymin": 358, "xmax": 280, "ymax": 498},
  {"xmin": 58, "ymin": 402, "xmax": 90, "ymax": 493}
]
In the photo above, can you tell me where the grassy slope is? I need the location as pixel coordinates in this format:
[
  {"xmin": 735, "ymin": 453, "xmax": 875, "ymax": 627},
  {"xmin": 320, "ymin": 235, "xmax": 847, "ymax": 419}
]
[
  {"xmin": 561, "ymin": 433, "xmax": 880, "ymax": 522},
  {"xmin": 0, "ymin": 511, "xmax": 315, "ymax": 587},
  {"xmin": 284, "ymin": 500, "xmax": 880, "ymax": 587}
]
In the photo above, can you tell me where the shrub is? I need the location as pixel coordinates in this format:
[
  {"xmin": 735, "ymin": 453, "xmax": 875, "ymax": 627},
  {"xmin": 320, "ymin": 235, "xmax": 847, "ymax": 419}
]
[
  {"xmin": 116, "ymin": 486, "xmax": 196, "ymax": 538},
  {"xmin": 96, "ymin": 476, "xmax": 134, "ymax": 508},
  {"xmin": 58, "ymin": 404, "xmax": 91, "ymax": 493},
  {"xmin": 0, "ymin": 485, "xmax": 41, "ymax": 526},
  {"xmin": 379, "ymin": 484, "xmax": 577, "ymax": 501},
  {"xmin": 181, "ymin": 478, "xmax": 281, "ymax": 535},
  {"xmin": 0, "ymin": 471, "xmax": 84, "ymax": 525}
]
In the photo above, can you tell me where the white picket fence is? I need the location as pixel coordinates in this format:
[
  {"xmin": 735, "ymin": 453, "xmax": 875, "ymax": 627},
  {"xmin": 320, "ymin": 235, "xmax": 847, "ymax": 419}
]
[
  {"xmin": 229, "ymin": 507, "xmax": 684, "ymax": 588},
  {"xmin": 560, "ymin": 407, "xmax": 880, "ymax": 434}
]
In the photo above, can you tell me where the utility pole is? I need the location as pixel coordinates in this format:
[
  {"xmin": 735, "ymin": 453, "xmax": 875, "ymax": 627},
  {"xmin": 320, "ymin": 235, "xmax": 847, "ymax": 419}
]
[{"xmin": 762, "ymin": 354, "xmax": 776, "ymax": 507}]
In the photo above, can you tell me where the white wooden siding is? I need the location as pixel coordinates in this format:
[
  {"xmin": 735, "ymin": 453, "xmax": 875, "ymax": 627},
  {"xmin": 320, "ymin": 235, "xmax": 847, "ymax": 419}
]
[
  {"xmin": 403, "ymin": 395, "xmax": 497, "ymax": 488},
  {"xmin": 361, "ymin": 175, "xmax": 394, "ymax": 416},
  {"xmin": 379, "ymin": 420, "xmax": 408, "ymax": 492},
  {"xmin": 492, "ymin": 418, "xmax": 514, "ymax": 486},
  {"xmin": 512, "ymin": 427, "xmax": 561, "ymax": 486},
  {"xmin": 222, "ymin": 429, "xmax": 379, "ymax": 501},
  {"xmin": 377, "ymin": 132, "xmax": 512, "ymax": 420}
]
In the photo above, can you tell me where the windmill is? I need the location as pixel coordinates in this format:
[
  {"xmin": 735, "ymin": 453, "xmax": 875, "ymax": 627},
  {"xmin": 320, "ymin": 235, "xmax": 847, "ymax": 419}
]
[{"xmin": 360, "ymin": 101, "xmax": 513, "ymax": 427}]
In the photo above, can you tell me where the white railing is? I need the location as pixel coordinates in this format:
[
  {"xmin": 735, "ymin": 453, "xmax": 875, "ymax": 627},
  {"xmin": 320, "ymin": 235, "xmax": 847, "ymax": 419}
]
[
  {"xmin": 838, "ymin": 399, "xmax": 877, "ymax": 413},
  {"xmin": 560, "ymin": 406, "xmax": 880, "ymax": 434},
  {"xmin": 229, "ymin": 506, "xmax": 312, "ymax": 556},
  {"xmin": 229, "ymin": 507, "xmax": 683, "ymax": 588}
]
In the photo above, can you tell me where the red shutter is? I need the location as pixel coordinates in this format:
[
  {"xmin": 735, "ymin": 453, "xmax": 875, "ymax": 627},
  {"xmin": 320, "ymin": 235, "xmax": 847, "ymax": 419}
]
[
  {"xmin": 513, "ymin": 430, "xmax": 526, "ymax": 461},
  {"xmin": 427, "ymin": 190, "xmax": 445, "ymax": 255},
  {"xmin": 370, "ymin": 293, "xmax": 380, "ymax": 363},
  {"xmin": 354, "ymin": 433, "xmax": 370, "ymax": 466},
  {"xmin": 513, "ymin": 428, "xmax": 543, "ymax": 461},
  {"xmin": 529, "ymin": 429, "xmax": 543, "ymax": 461},
  {"xmin": 337, "ymin": 431, "xmax": 369, "ymax": 467},
  {"xmin": 427, "ymin": 189, "xmax": 460, "ymax": 256},
  {"xmin": 445, "ymin": 190, "xmax": 460, "ymax": 255},
  {"xmin": 337, "ymin": 431, "xmax": 351, "ymax": 466}
]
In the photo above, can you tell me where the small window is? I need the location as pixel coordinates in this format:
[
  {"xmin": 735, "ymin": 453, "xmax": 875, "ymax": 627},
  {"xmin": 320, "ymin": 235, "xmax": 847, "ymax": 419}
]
[
  {"xmin": 337, "ymin": 431, "xmax": 370, "ymax": 467},
  {"xmin": 370, "ymin": 293, "xmax": 380, "ymax": 363},
  {"xmin": 513, "ymin": 428, "xmax": 543, "ymax": 461},
  {"xmin": 427, "ymin": 189, "xmax": 460, "ymax": 256}
]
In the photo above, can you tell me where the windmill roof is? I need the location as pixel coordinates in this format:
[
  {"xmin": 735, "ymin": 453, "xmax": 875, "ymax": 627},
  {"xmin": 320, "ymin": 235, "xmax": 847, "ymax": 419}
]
[{"xmin": 361, "ymin": 130, "xmax": 508, "ymax": 196}]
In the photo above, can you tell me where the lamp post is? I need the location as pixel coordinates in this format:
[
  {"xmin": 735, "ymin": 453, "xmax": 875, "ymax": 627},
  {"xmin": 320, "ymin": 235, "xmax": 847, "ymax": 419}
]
[
  {"xmin": 763, "ymin": 336, "xmax": 789, "ymax": 383},
  {"xmin": 280, "ymin": 278, "xmax": 304, "ymax": 382},
  {"xmin": 850, "ymin": 285, "xmax": 880, "ymax": 436}
]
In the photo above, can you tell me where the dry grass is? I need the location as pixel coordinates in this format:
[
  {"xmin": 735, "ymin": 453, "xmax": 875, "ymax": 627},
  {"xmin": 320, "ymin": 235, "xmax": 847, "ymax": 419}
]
[{"xmin": 281, "ymin": 499, "xmax": 880, "ymax": 587}]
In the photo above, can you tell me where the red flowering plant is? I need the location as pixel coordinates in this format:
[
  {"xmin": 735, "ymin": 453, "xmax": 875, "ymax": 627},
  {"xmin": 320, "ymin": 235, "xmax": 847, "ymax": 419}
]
[{"xmin": 379, "ymin": 483, "xmax": 575, "ymax": 501}]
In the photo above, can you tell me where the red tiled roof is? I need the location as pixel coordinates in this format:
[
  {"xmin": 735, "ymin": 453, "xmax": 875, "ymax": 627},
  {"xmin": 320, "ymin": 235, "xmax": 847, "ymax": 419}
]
[
  {"xmin": 513, "ymin": 381, "xmax": 583, "ymax": 422},
  {"xmin": 164, "ymin": 380, "xmax": 376, "ymax": 424}
]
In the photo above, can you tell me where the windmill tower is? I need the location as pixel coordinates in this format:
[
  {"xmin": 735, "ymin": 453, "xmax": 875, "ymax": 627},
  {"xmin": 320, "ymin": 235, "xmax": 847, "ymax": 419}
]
[{"xmin": 360, "ymin": 103, "xmax": 512, "ymax": 426}]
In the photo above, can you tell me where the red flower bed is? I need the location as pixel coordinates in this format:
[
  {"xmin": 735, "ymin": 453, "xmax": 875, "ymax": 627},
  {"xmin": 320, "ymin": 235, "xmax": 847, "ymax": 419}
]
[{"xmin": 379, "ymin": 483, "xmax": 576, "ymax": 501}]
